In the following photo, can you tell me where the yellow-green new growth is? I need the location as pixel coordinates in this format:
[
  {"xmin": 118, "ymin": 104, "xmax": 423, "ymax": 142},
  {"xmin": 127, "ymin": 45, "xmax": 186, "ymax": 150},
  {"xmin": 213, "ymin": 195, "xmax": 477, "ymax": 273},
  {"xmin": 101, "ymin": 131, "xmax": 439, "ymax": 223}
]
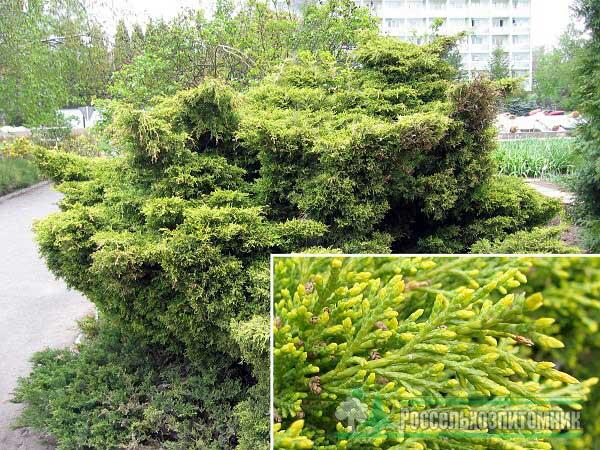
[{"xmin": 273, "ymin": 256, "xmax": 591, "ymax": 450}]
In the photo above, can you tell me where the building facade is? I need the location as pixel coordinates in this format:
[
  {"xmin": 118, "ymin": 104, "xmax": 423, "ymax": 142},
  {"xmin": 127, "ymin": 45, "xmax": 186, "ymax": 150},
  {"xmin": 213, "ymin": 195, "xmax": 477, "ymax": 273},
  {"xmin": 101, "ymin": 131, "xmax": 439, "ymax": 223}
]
[{"xmin": 356, "ymin": 0, "xmax": 533, "ymax": 88}]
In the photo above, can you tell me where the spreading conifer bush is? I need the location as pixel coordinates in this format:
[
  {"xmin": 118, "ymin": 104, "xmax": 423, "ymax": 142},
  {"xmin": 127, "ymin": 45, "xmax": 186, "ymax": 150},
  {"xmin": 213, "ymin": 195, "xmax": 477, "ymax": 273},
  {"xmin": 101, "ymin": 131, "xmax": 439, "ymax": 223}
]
[
  {"xmin": 573, "ymin": 0, "xmax": 600, "ymax": 252},
  {"xmin": 240, "ymin": 40, "xmax": 557, "ymax": 251},
  {"xmin": 273, "ymin": 256, "xmax": 598, "ymax": 449},
  {"xmin": 20, "ymin": 36, "xmax": 563, "ymax": 448}
]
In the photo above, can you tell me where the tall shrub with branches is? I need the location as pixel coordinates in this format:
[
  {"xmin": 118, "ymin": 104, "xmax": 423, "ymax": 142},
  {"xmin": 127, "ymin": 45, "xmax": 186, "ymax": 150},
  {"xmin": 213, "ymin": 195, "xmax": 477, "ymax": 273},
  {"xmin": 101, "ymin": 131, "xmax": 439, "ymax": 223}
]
[{"xmin": 21, "ymin": 36, "xmax": 562, "ymax": 448}]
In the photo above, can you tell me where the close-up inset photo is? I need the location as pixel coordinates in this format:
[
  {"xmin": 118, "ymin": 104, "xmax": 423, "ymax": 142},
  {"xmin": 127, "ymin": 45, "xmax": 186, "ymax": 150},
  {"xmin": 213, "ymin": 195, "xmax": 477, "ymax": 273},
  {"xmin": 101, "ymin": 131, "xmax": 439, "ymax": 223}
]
[{"xmin": 272, "ymin": 256, "xmax": 600, "ymax": 449}]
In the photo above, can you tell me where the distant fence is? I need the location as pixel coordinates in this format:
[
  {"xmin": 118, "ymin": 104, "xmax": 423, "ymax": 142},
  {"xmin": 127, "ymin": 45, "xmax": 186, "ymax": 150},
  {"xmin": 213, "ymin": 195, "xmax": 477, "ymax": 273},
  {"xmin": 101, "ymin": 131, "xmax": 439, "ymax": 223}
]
[
  {"xmin": 498, "ymin": 131, "xmax": 573, "ymax": 141},
  {"xmin": 0, "ymin": 127, "xmax": 88, "ymax": 144},
  {"xmin": 2, "ymin": 128, "xmax": 571, "ymax": 145}
]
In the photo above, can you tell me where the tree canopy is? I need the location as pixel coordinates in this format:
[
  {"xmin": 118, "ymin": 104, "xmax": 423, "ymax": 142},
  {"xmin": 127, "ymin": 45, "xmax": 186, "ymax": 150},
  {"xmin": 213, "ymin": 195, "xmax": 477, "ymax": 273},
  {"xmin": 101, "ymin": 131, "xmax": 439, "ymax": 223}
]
[
  {"xmin": 488, "ymin": 46, "xmax": 511, "ymax": 80},
  {"xmin": 0, "ymin": 0, "xmax": 111, "ymax": 126},
  {"xmin": 534, "ymin": 24, "xmax": 585, "ymax": 109}
]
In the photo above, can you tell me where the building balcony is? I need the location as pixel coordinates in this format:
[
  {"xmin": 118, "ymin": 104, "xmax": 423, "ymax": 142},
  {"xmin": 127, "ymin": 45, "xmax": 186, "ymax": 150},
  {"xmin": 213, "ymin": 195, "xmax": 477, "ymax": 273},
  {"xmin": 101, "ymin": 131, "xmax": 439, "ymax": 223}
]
[
  {"xmin": 384, "ymin": 29, "xmax": 404, "ymax": 37},
  {"xmin": 512, "ymin": 24, "xmax": 530, "ymax": 33},
  {"xmin": 491, "ymin": 0, "xmax": 511, "ymax": 10},
  {"xmin": 512, "ymin": 42, "xmax": 531, "ymax": 51},
  {"xmin": 429, "ymin": 1, "xmax": 447, "ymax": 12},
  {"xmin": 445, "ymin": 8, "xmax": 470, "ymax": 18},
  {"xmin": 383, "ymin": 7, "xmax": 427, "ymax": 18},
  {"xmin": 471, "ymin": 6, "xmax": 492, "ymax": 16},
  {"xmin": 471, "ymin": 43, "xmax": 491, "ymax": 52},
  {"xmin": 471, "ymin": 27, "xmax": 490, "ymax": 34},
  {"xmin": 491, "ymin": 26, "xmax": 510, "ymax": 34},
  {"xmin": 513, "ymin": 5, "xmax": 531, "ymax": 15}
]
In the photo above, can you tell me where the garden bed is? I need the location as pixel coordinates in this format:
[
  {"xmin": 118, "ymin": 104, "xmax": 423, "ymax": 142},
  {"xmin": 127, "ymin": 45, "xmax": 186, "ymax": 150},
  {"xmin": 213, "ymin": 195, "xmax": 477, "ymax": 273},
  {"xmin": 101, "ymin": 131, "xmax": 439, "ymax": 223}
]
[{"xmin": 0, "ymin": 156, "xmax": 42, "ymax": 196}]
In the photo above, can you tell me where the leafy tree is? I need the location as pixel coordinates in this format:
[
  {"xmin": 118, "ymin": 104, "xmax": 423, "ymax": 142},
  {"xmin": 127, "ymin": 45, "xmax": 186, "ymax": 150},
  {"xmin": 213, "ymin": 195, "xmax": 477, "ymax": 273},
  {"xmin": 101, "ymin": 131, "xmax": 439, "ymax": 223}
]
[
  {"xmin": 444, "ymin": 46, "xmax": 467, "ymax": 80},
  {"xmin": 534, "ymin": 24, "xmax": 585, "ymax": 109},
  {"xmin": 57, "ymin": 23, "xmax": 112, "ymax": 106},
  {"xmin": 488, "ymin": 46, "xmax": 511, "ymax": 80},
  {"xmin": 108, "ymin": 0, "xmax": 377, "ymax": 106},
  {"xmin": 0, "ymin": 0, "xmax": 112, "ymax": 125},
  {"xmin": 131, "ymin": 22, "xmax": 145, "ymax": 56},
  {"xmin": 573, "ymin": 0, "xmax": 600, "ymax": 251},
  {"xmin": 297, "ymin": 0, "xmax": 377, "ymax": 58},
  {"xmin": 112, "ymin": 18, "xmax": 132, "ymax": 70}
]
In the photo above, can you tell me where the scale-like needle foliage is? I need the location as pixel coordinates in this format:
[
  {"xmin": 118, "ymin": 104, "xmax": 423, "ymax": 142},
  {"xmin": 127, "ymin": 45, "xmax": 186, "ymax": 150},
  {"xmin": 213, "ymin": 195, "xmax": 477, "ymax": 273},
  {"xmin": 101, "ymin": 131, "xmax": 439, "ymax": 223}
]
[{"xmin": 273, "ymin": 257, "xmax": 597, "ymax": 449}]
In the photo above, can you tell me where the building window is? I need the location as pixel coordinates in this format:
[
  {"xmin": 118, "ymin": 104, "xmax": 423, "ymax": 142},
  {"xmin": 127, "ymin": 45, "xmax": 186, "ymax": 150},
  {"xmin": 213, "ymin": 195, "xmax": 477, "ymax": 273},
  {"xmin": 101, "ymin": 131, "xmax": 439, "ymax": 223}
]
[
  {"xmin": 407, "ymin": 36, "xmax": 426, "ymax": 45},
  {"xmin": 492, "ymin": 35, "xmax": 509, "ymax": 46},
  {"xmin": 493, "ymin": 17, "xmax": 508, "ymax": 28},
  {"xmin": 513, "ymin": 69, "xmax": 530, "ymax": 77},
  {"xmin": 513, "ymin": 52, "xmax": 530, "ymax": 61},
  {"xmin": 471, "ymin": 35, "xmax": 488, "ymax": 45},
  {"xmin": 406, "ymin": 0, "xmax": 425, "ymax": 8},
  {"xmin": 430, "ymin": 0, "xmax": 447, "ymax": 10},
  {"xmin": 471, "ymin": 18, "xmax": 489, "ymax": 31},
  {"xmin": 512, "ymin": 17, "xmax": 530, "ymax": 29},
  {"xmin": 513, "ymin": 34, "xmax": 530, "ymax": 45},
  {"xmin": 449, "ymin": 0, "xmax": 467, "ymax": 7},
  {"xmin": 385, "ymin": 0, "xmax": 404, "ymax": 7},
  {"xmin": 449, "ymin": 18, "xmax": 470, "ymax": 30},
  {"xmin": 472, "ymin": 53, "xmax": 489, "ymax": 62},
  {"xmin": 386, "ymin": 18, "xmax": 404, "ymax": 28},
  {"xmin": 407, "ymin": 18, "xmax": 427, "ymax": 29},
  {"xmin": 513, "ymin": 0, "xmax": 529, "ymax": 7},
  {"xmin": 370, "ymin": 0, "xmax": 383, "ymax": 11}
]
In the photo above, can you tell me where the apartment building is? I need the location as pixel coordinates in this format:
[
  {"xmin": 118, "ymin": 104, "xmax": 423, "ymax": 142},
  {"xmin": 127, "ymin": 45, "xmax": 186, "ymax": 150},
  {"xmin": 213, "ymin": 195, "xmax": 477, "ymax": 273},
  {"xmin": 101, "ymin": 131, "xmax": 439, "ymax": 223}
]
[{"xmin": 357, "ymin": 0, "xmax": 533, "ymax": 88}]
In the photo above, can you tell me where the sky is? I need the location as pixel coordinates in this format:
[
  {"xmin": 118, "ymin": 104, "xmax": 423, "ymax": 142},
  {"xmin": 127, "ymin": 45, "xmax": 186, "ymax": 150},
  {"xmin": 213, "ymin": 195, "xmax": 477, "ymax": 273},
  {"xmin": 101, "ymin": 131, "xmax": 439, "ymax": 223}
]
[
  {"xmin": 531, "ymin": 0, "xmax": 575, "ymax": 47},
  {"xmin": 93, "ymin": 0, "xmax": 577, "ymax": 49}
]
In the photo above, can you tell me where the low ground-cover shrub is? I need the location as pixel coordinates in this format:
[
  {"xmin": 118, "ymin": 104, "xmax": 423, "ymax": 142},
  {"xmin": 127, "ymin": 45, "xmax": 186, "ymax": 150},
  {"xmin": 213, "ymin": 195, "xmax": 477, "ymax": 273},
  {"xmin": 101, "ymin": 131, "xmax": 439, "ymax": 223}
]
[
  {"xmin": 0, "ymin": 157, "xmax": 41, "ymax": 196},
  {"xmin": 14, "ymin": 318, "xmax": 248, "ymax": 450},
  {"xmin": 494, "ymin": 139, "xmax": 580, "ymax": 178},
  {"xmin": 21, "ymin": 36, "xmax": 565, "ymax": 448},
  {"xmin": 273, "ymin": 256, "xmax": 598, "ymax": 449}
]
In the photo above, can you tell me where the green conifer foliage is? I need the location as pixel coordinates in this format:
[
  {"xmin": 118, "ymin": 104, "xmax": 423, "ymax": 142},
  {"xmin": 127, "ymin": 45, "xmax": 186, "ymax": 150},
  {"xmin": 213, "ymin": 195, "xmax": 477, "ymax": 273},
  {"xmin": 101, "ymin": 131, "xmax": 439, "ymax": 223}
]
[
  {"xmin": 573, "ymin": 0, "xmax": 600, "ymax": 251},
  {"xmin": 273, "ymin": 256, "xmax": 597, "ymax": 449},
  {"xmin": 33, "ymin": 80, "xmax": 326, "ymax": 447},
  {"xmin": 524, "ymin": 257, "xmax": 600, "ymax": 449},
  {"xmin": 241, "ymin": 38, "xmax": 556, "ymax": 251},
  {"xmin": 29, "ymin": 37, "xmax": 564, "ymax": 447}
]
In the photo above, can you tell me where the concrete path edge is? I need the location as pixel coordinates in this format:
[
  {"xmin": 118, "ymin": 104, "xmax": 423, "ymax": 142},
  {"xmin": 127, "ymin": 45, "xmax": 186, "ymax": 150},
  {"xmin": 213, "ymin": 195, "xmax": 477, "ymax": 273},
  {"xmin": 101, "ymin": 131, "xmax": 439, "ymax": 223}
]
[{"xmin": 0, "ymin": 181, "xmax": 51, "ymax": 205}]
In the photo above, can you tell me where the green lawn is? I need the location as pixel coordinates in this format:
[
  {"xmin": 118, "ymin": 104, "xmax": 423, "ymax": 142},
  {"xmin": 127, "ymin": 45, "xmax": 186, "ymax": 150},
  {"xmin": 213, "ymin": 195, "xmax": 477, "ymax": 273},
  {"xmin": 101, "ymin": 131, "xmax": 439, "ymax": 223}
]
[
  {"xmin": 494, "ymin": 138, "xmax": 581, "ymax": 178},
  {"xmin": 0, "ymin": 157, "xmax": 42, "ymax": 196}
]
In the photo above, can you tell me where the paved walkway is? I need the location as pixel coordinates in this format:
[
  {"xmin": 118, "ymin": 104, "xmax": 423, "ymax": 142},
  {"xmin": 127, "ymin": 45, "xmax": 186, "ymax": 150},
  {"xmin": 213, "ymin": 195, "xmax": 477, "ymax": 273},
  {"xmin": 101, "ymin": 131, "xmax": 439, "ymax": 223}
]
[
  {"xmin": 525, "ymin": 178, "xmax": 576, "ymax": 205},
  {"xmin": 0, "ymin": 183, "xmax": 93, "ymax": 449}
]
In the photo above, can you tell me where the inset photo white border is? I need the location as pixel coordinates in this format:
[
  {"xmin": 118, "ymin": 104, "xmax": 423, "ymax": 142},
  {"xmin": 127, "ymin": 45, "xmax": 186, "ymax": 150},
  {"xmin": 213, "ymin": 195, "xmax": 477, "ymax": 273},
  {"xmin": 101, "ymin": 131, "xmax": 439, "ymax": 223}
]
[{"xmin": 269, "ymin": 253, "xmax": 599, "ymax": 449}]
